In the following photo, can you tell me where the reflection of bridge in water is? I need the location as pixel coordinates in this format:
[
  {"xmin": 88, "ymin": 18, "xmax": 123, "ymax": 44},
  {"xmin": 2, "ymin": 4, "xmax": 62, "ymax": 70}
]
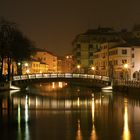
[
  {"xmin": 0, "ymin": 85, "xmax": 112, "ymax": 111},
  {"xmin": 12, "ymin": 73, "xmax": 111, "ymax": 90}
]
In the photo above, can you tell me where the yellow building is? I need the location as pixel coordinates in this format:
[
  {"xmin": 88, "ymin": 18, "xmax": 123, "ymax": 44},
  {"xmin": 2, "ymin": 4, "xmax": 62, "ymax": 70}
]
[
  {"xmin": 22, "ymin": 60, "xmax": 48, "ymax": 74},
  {"xmin": 33, "ymin": 49, "xmax": 57, "ymax": 73},
  {"xmin": 94, "ymin": 41, "xmax": 120, "ymax": 76}
]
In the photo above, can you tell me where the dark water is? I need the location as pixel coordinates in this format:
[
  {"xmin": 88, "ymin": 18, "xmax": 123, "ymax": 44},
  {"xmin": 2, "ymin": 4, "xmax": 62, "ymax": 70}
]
[{"xmin": 0, "ymin": 82, "xmax": 140, "ymax": 140}]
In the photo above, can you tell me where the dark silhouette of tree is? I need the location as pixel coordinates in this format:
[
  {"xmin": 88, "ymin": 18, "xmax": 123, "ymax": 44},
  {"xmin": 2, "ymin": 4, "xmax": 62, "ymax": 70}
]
[
  {"xmin": 11, "ymin": 29, "xmax": 35, "ymax": 75},
  {"xmin": 0, "ymin": 18, "xmax": 35, "ymax": 81},
  {"xmin": 0, "ymin": 19, "xmax": 16, "ymax": 81}
]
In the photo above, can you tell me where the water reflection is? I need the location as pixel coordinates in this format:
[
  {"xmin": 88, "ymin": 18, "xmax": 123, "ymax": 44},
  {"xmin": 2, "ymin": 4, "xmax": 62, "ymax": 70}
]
[
  {"xmin": 25, "ymin": 95, "xmax": 29, "ymax": 122},
  {"xmin": 25, "ymin": 122, "xmax": 30, "ymax": 140},
  {"xmin": 17, "ymin": 102, "xmax": 21, "ymax": 140},
  {"xmin": 90, "ymin": 93, "xmax": 97, "ymax": 140},
  {"xmin": 122, "ymin": 98, "xmax": 131, "ymax": 140},
  {"xmin": 76, "ymin": 119, "xmax": 82, "ymax": 140},
  {"xmin": 77, "ymin": 97, "xmax": 80, "ymax": 107},
  {"xmin": 16, "ymin": 94, "xmax": 30, "ymax": 140},
  {"xmin": 1, "ymin": 82, "xmax": 140, "ymax": 140}
]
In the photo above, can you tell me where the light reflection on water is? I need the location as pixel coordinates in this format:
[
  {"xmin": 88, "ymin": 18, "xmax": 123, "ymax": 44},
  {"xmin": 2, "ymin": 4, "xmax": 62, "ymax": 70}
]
[
  {"xmin": 76, "ymin": 119, "xmax": 82, "ymax": 140},
  {"xmin": 122, "ymin": 98, "xmax": 130, "ymax": 140},
  {"xmin": 90, "ymin": 94, "xmax": 97, "ymax": 140},
  {"xmin": 0, "ymin": 82, "xmax": 140, "ymax": 140}
]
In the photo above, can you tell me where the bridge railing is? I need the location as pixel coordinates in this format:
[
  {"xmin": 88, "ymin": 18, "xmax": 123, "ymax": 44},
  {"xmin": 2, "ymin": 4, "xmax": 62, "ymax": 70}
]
[
  {"xmin": 114, "ymin": 79, "xmax": 140, "ymax": 88},
  {"xmin": 13, "ymin": 73, "xmax": 110, "ymax": 82}
]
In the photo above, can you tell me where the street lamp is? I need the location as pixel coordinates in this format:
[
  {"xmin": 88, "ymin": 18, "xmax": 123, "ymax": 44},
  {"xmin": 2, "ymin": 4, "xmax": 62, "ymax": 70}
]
[
  {"xmin": 123, "ymin": 63, "xmax": 129, "ymax": 81},
  {"xmin": 123, "ymin": 63, "xmax": 128, "ymax": 69},
  {"xmin": 25, "ymin": 63, "xmax": 28, "ymax": 67},
  {"xmin": 26, "ymin": 69, "xmax": 30, "ymax": 74},
  {"xmin": 25, "ymin": 63, "xmax": 29, "ymax": 74},
  {"xmin": 77, "ymin": 65, "xmax": 81, "ymax": 73},
  {"xmin": 91, "ymin": 66, "xmax": 95, "ymax": 74}
]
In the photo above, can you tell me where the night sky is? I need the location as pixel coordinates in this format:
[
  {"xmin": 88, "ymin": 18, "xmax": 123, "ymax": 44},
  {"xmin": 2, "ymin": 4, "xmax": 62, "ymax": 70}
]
[{"xmin": 0, "ymin": 0, "xmax": 140, "ymax": 56}]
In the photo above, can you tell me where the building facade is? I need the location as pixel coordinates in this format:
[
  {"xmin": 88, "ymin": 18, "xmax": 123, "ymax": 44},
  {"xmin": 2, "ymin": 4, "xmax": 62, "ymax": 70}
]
[
  {"xmin": 57, "ymin": 55, "xmax": 74, "ymax": 73},
  {"xmin": 33, "ymin": 49, "xmax": 57, "ymax": 73},
  {"xmin": 94, "ymin": 43, "xmax": 140, "ymax": 80},
  {"xmin": 73, "ymin": 27, "xmax": 122, "ymax": 73},
  {"xmin": 22, "ymin": 60, "xmax": 48, "ymax": 74}
]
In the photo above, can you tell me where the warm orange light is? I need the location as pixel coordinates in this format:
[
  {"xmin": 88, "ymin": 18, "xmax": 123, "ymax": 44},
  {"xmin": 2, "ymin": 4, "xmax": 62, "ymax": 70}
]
[
  {"xmin": 26, "ymin": 69, "xmax": 30, "ymax": 74},
  {"xmin": 124, "ymin": 64, "xmax": 128, "ymax": 69},
  {"xmin": 91, "ymin": 66, "xmax": 95, "ymax": 71},
  {"xmin": 77, "ymin": 65, "xmax": 80, "ymax": 69},
  {"xmin": 25, "ymin": 63, "xmax": 28, "ymax": 67}
]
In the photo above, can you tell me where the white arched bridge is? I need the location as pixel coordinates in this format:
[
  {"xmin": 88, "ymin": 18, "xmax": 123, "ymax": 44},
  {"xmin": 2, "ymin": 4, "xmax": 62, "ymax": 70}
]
[
  {"xmin": 11, "ymin": 73, "xmax": 111, "ymax": 90},
  {"xmin": 13, "ymin": 73, "xmax": 110, "ymax": 82}
]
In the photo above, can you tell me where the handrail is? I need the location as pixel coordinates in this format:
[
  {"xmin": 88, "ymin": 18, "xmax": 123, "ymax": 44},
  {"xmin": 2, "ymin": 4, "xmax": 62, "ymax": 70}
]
[
  {"xmin": 12, "ymin": 73, "xmax": 110, "ymax": 82},
  {"xmin": 114, "ymin": 79, "xmax": 140, "ymax": 88}
]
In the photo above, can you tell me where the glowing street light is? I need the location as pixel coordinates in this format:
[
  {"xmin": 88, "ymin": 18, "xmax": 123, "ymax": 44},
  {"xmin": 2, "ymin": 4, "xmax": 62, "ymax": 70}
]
[
  {"xmin": 91, "ymin": 66, "xmax": 96, "ymax": 74},
  {"xmin": 77, "ymin": 65, "xmax": 80, "ymax": 69},
  {"xmin": 91, "ymin": 66, "xmax": 95, "ymax": 71},
  {"xmin": 26, "ymin": 69, "xmax": 30, "ymax": 74},
  {"xmin": 123, "ymin": 63, "xmax": 129, "ymax": 81},
  {"xmin": 123, "ymin": 63, "xmax": 128, "ymax": 69},
  {"xmin": 77, "ymin": 65, "xmax": 81, "ymax": 73},
  {"xmin": 25, "ymin": 63, "xmax": 29, "ymax": 67},
  {"xmin": 18, "ymin": 62, "xmax": 21, "ymax": 66},
  {"xmin": 25, "ymin": 63, "xmax": 29, "ymax": 74}
]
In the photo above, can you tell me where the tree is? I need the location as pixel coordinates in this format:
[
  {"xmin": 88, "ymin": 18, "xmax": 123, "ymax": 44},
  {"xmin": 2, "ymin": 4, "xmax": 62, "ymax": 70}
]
[
  {"xmin": 11, "ymin": 30, "xmax": 35, "ymax": 75},
  {"xmin": 0, "ymin": 18, "xmax": 35, "ymax": 81},
  {"xmin": 0, "ymin": 18, "xmax": 16, "ymax": 81}
]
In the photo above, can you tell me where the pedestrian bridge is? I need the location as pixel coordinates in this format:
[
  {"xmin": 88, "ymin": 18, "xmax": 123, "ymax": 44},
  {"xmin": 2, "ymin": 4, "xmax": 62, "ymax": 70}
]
[
  {"xmin": 12, "ymin": 73, "xmax": 111, "ymax": 90},
  {"xmin": 13, "ymin": 73, "xmax": 110, "ymax": 81}
]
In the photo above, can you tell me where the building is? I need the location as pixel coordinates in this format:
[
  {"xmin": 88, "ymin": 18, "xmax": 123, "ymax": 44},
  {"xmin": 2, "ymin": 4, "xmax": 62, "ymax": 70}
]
[
  {"xmin": 94, "ymin": 42, "xmax": 140, "ymax": 80},
  {"xmin": 73, "ymin": 27, "xmax": 122, "ymax": 73},
  {"xmin": 57, "ymin": 55, "xmax": 74, "ymax": 73},
  {"xmin": 63, "ymin": 55, "xmax": 74, "ymax": 73},
  {"xmin": 93, "ymin": 41, "xmax": 122, "ymax": 76},
  {"xmin": 132, "ymin": 24, "xmax": 140, "ymax": 39},
  {"xmin": 33, "ymin": 48, "xmax": 57, "ymax": 73},
  {"xmin": 57, "ymin": 58, "xmax": 63, "ymax": 73},
  {"xmin": 22, "ymin": 60, "xmax": 48, "ymax": 74}
]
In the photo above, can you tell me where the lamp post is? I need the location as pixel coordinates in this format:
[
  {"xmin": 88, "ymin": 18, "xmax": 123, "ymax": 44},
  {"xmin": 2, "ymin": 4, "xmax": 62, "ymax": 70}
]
[
  {"xmin": 123, "ymin": 63, "xmax": 128, "ymax": 81},
  {"xmin": 77, "ymin": 65, "xmax": 81, "ymax": 73},
  {"xmin": 25, "ymin": 63, "xmax": 29, "ymax": 74},
  {"xmin": 91, "ymin": 66, "xmax": 95, "ymax": 75}
]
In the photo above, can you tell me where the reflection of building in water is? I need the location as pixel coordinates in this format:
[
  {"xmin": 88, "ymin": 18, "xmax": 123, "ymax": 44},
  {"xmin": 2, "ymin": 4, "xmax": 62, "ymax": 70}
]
[{"xmin": 0, "ymin": 83, "xmax": 93, "ymax": 111}]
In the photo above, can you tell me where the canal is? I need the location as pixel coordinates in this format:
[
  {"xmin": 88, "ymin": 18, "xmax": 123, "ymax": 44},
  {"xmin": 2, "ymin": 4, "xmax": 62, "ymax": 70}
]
[{"xmin": 0, "ymin": 81, "xmax": 140, "ymax": 140}]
